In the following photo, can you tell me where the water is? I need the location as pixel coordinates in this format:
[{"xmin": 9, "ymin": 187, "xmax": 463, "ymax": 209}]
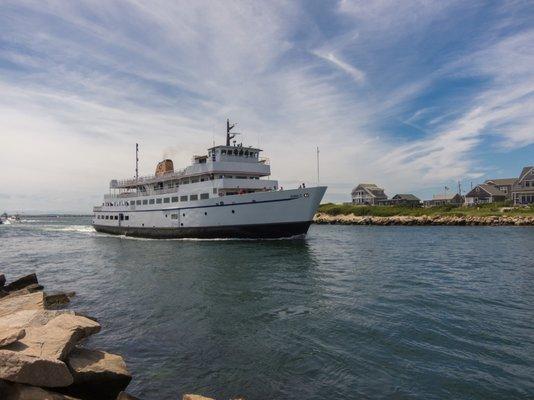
[{"xmin": 1, "ymin": 216, "xmax": 533, "ymax": 400}]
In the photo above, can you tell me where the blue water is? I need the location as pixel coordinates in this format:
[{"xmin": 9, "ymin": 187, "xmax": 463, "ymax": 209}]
[{"xmin": 1, "ymin": 216, "xmax": 533, "ymax": 400}]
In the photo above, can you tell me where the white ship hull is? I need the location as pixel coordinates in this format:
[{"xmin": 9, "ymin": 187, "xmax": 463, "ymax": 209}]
[{"xmin": 92, "ymin": 186, "xmax": 326, "ymax": 239}]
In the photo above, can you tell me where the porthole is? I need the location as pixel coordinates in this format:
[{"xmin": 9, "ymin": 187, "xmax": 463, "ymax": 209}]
[
  {"xmin": 180, "ymin": 223, "xmax": 183, "ymax": 226},
  {"xmin": 232, "ymin": 210, "xmax": 235, "ymax": 214},
  {"xmin": 204, "ymin": 212, "xmax": 207, "ymax": 215},
  {"xmin": 182, "ymin": 213, "xmax": 185, "ymax": 217},
  {"xmin": 304, "ymin": 193, "xmax": 310, "ymax": 198}
]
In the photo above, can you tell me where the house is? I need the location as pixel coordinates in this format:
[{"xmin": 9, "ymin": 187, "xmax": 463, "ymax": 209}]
[
  {"xmin": 351, "ymin": 183, "xmax": 387, "ymax": 205},
  {"xmin": 512, "ymin": 166, "xmax": 534, "ymax": 205},
  {"xmin": 465, "ymin": 184, "xmax": 507, "ymax": 205},
  {"xmin": 424, "ymin": 193, "xmax": 464, "ymax": 207},
  {"xmin": 379, "ymin": 194, "xmax": 421, "ymax": 207},
  {"xmin": 484, "ymin": 178, "xmax": 516, "ymax": 199}
]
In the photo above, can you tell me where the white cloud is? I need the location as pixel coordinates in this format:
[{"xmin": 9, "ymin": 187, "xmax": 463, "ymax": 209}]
[{"xmin": 0, "ymin": 0, "xmax": 532, "ymax": 211}]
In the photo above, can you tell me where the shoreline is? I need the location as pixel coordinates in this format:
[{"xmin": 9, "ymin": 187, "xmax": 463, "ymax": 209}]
[
  {"xmin": 313, "ymin": 213, "xmax": 534, "ymax": 226},
  {"xmin": 0, "ymin": 273, "xmax": 220, "ymax": 400}
]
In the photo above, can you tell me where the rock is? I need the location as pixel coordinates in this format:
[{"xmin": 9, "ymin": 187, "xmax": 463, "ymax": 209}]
[
  {"xmin": 116, "ymin": 392, "xmax": 140, "ymax": 400},
  {"xmin": 0, "ymin": 381, "xmax": 80, "ymax": 400},
  {"xmin": 183, "ymin": 395, "xmax": 215, "ymax": 400},
  {"xmin": 0, "ymin": 327, "xmax": 25, "ymax": 348},
  {"xmin": 5, "ymin": 314, "xmax": 101, "ymax": 361},
  {"xmin": 0, "ymin": 273, "xmax": 5, "ymax": 287},
  {"xmin": 58, "ymin": 348, "xmax": 132, "ymax": 400},
  {"xmin": 25, "ymin": 283, "xmax": 44, "ymax": 293},
  {"xmin": 0, "ymin": 292, "xmax": 45, "ymax": 318},
  {"xmin": 0, "ymin": 310, "xmax": 75, "ymax": 331},
  {"xmin": 1, "ymin": 289, "xmax": 32, "ymax": 300},
  {"xmin": 45, "ymin": 293, "xmax": 71, "ymax": 308},
  {"xmin": 0, "ymin": 288, "xmax": 10, "ymax": 298},
  {"xmin": 4, "ymin": 274, "xmax": 38, "ymax": 292},
  {"xmin": 0, "ymin": 349, "xmax": 73, "ymax": 387}
]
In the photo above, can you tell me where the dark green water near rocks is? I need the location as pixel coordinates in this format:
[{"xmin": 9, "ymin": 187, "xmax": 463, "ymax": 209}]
[{"xmin": 1, "ymin": 216, "xmax": 533, "ymax": 400}]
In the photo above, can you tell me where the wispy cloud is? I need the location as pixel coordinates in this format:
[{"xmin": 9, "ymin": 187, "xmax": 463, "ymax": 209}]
[{"xmin": 0, "ymin": 0, "xmax": 532, "ymax": 212}]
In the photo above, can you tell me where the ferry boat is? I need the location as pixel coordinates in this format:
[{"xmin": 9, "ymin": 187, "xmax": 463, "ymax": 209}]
[{"xmin": 92, "ymin": 120, "xmax": 326, "ymax": 239}]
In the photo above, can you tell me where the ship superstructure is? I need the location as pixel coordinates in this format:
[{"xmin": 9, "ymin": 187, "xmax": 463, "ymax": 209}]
[{"xmin": 92, "ymin": 120, "xmax": 326, "ymax": 238}]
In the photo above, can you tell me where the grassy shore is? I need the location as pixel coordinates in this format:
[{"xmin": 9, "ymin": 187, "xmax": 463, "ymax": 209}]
[{"xmin": 318, "ymin": 202, "xmax": 534, "ymax": 217}]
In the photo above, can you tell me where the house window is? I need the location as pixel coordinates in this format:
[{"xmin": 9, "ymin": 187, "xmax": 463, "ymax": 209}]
[
  {"xmin": 200, "ymin": 193, "xmax": 209, "ymax": 200},
  {"xmin": 190, "ymin": 194, "xmax": 198, "ymax": 201},
  {"xmin": 163, "ymin": 198, "xmax": 170, "ymax": 203},
  {"xmin": 180, "ymin": 195, "xmax": 188, "ymax": 202},
  {"xmin": 149, "ymin": 199, "xmax": 155, "ymax": 204},
  {"xmin": 156, "ymin": 198, "xmax": 162, "ymax": 204},
  {"xmin": 172, "ymin": 196, "xmax": 179, "ymax": 202}
]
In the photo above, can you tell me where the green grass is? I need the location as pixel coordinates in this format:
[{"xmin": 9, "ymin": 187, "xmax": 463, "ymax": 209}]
[{"xmin": 318, "ymin": 202, "xmax": 534, "ymax": 217}]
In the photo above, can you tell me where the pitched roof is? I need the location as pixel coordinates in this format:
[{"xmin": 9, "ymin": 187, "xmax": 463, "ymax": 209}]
[
  {"xmin": 393, "ymin": 194, "xmax": 420, "ymax": 201},
  {"xmin": 352, "ymin": 183, "xmax": 387, "ymax": 198},
  {"xmin": 518, "ymin": 166, "xmax": 534, "ymax": 182},
  {"xmin": 485, "ymin": 178, "xmax": 516, "ymax": 186},
  {"xmin": 432, "ymin": 193, "xmax": 459, "ymax": 200},
  {"xmin": 476, "ymin": 184, "xmax": 507, "ymax": 197}
]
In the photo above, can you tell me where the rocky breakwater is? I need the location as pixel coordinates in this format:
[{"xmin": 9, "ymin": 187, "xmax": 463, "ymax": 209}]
[
  {"xmin": 313, "ymin": 213, "xmax": 534, "ymax": 226},
  {"xmin": 0, "ymin": 272, "xmax": 137, "ymax": 400}
]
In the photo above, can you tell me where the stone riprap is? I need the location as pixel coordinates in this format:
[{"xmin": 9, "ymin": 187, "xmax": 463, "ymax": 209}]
[
  {"xmin": 0, "ymin": 273, "xmax": 137, "ymax": 400},
  {"xmin": 313, "ymin": 213, "xmax": 534, "ymax": 226}
]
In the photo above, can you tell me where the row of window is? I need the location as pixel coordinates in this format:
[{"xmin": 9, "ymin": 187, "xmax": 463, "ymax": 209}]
[
  {"xmin": 96, "ymin": 215, "xmax": 130, "ymax": 220},
  {"xmin": 104, "ymin": 192, "xmax": 213, "ymax": 207}
]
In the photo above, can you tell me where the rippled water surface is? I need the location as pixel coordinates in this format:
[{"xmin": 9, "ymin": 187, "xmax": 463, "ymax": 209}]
[{"xmin": 1, "ymin": 216, "xmax": 533, "ymax": 400}]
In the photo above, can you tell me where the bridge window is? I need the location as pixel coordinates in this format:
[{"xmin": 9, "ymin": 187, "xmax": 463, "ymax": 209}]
[
  {"xmin": 163, "ymin": 198, "xmax": 170, "ymax": 203},
  {"xmin": 200, "ymin": 193, "xmax": 209, "ymax": 200},
  {"xmin": 180, "ymin": 195, "xmax": 188, "ymax": 202},
  {"xmin": 136, "ymin": 200, "xmax": 141, "ymax": 205},
  {"xmin": 149, "ymin": 199, "xmax": 155, "ymax": 204},
  {"xmin": 172, "ymin": 196, "xmax": 179, "ymax": 202},
  {"xmin": 190, "ymin": 194, "xmax": 198, "ymax": 201},
  {"xmin": 143, "ymin": 199, "xmax": 148, "ymax": 205},
  {"xmin": 156, "ymin": 198, "xmax": 162, "ymax": 204}
]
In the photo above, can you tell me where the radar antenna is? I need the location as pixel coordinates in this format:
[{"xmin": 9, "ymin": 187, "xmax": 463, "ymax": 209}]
[{"xmin": 226, "ymin": 118, "xmax": 239, "ymax": 146}]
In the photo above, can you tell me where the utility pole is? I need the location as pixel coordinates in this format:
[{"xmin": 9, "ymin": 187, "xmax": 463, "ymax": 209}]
[{"xmin": 316, "ymin": 146, "xmax": 320, "ymax": 185}]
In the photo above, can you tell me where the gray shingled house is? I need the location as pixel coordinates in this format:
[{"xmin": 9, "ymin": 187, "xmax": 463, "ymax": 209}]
[
  {"xmin": 424, "ymin": 193, "xmax": 464, "ymax": 207},
  {"xmin": 484, "ymin": 178, "xmax": 516, "ymax": 200},
  {"xmin": 380, "ymin": 194, "xmax": 421, "ymax": 207},
  {"xmin": 512, "ymin": 166, "xmax": 534, "ymax": 205},
  {"xmin": 465, "ymin": 184, "xmax": 507, "ymax": 205},
  {"xmin": 351, "ymin": 183, "xmax": 387, "ymax": 205}
]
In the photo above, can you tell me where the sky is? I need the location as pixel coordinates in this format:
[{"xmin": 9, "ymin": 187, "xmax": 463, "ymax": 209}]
[{"xmin": 0, "ymin": 0, "xmax": 533, "ymax": 213}]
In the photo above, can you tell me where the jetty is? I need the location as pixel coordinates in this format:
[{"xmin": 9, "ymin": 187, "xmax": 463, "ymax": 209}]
[
  {"xmin": 314, "ymin": 213, "xmax": 534, "ymax": 226},
  {"xmin": 0, "ymin": 273, "xmax": 226, "ymax": 400}
]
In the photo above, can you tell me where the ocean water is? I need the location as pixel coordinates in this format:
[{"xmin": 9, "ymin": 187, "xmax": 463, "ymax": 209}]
[{"xmin": 1, "ymin": 216, "xmax": 533, "ymax": 400}]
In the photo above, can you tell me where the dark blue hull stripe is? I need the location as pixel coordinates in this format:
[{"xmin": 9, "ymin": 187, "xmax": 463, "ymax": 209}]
[
  {"xmin": 93, "ymin": 221, "xmax": 312, "ymax": 239},
  {"xmin": 94, "ymin": 196, "xmax": 298, "ymax": 213}
]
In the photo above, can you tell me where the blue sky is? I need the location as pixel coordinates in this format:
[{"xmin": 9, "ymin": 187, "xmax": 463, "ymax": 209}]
[{"xmin": 0, "ymin": 0, "xmax": 533, "ymax": 212}]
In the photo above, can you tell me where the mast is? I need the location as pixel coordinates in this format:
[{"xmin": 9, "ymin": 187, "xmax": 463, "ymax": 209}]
[
  {"xmin": 226, "ymin": 118, "xmax": 236, "ymax": 146},
  {"xmin": 135, "ymin": 143, "xmax": 139, "ymax": 180}
]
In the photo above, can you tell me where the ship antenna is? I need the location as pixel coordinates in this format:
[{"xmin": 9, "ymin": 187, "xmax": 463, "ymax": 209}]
[
  {"xmin": 135, "ymin": 143, "xmax": 139, "ymax": 180},
  {"xmin": 226, "ymin": 118, "xmax": 236, "ymax": 146}
]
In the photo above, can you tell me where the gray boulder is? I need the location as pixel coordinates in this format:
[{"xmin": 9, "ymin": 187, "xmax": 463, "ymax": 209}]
[
  {"xmin": 0, "ymin": 381, "xmax": 80, "ymax": 399},
  {"xmin": 116, "ymin": 392, "xmax": 140, "ymax": 400},
  {"xmin": 4, "ymin": 274, "xmax": 38, "ymax": 292},
  {"xmin": 4, "ymin": 313, "xmax": 101, "ymax": 361},
  {"xmin": 0, "ymin": 310, "xmax": 75, "ymax": 331},
  {"xmin": 58, "ymin": 347, "xmax": 132, "ymax": 400},
  {"xmin": 0, "ymin": 349, "xmax": 73, "ymax": 387},
  {"xmin": 0, "ymin": 292, "xmax": 45, "ymax": 318},
  {"xmin": 0, "ymin": 327, "xmax": 25, "ymax": 348}
]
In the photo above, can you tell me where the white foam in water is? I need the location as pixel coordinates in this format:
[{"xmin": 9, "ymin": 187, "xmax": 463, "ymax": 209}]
[{"xmin": 42, "ymin": 225, "xmax": 96, "ymax": 234}]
